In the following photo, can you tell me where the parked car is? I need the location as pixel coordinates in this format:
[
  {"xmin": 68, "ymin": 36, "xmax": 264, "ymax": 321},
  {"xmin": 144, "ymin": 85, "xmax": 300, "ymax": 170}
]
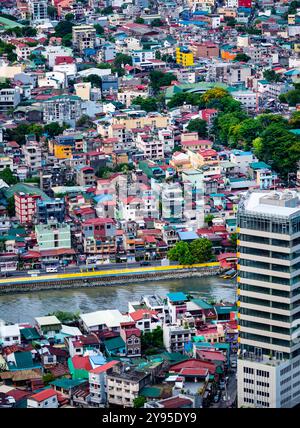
[{"xmin": 140, "ymin": 261, "xmax": 151, "ymax": 266}]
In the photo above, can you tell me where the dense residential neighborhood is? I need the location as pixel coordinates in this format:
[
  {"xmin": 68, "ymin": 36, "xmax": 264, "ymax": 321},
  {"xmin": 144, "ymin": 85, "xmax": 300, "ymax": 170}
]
[{"xmin": 0, "ymin": 0, "xmax": 299, "ymax": 409}]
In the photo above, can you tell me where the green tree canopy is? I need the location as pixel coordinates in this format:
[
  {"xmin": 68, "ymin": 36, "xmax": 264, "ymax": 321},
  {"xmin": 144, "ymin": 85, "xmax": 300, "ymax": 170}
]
[
  {"xmin": 186, "ymin": 118, "xmax": 208, "ymax": 138},
  {"xmin": 0, "ymin": 167, "xmax": 18, "ymax": 185},
  {"xmin": 189, "ymin": 238, "xmax": 213, "ymax": 263},
  {"xmin": 44, "ymin": 122, "xmax": 69, "ymax": 138},
  {"xmin": 83, "ymin": 74, "xmax": 102, "ymax": 88},
  {"xmin": 54, "ymin": 20, "xmax": 74, "ymax": 38},
  {"xmin": 132, "ymin": 96, "xmax": 158, "ymax": 112},
  {"xmin": 94, "ymin": 24, "xmax": 104, "ymax": 35},
  {"xmin": 150, "ymin": 70, "xmax": 177, "ymax": 93},
  {"xmin": 133, "ymin": 396, "xmax": 147, "ymax": 408},
  {"xmin": 234, "ymin": 53, "xmax": 251, "ymax": 63},
  {"xmin": 151, "ymin": 18, "xmax": 163, "ymax": 27},
  {"xmin": 168, "ymin": 238, "xmax": 213, "ymax": 264},
  {"xmin": 263, "ymin": 69, "xmax": 281, "ymax": 83}
]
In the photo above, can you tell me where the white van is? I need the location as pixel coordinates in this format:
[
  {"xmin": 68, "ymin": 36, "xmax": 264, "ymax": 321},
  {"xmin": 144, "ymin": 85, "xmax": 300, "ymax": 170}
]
[{"xmin": 46, "ymin": 267, "xmax": 58, "ymax": 273}]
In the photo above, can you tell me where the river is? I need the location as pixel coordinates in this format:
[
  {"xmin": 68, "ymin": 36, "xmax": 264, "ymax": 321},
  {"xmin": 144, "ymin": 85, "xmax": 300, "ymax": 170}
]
[{"xmin": 0, "ymin": 276, "xmax": 236, "ymax": 324}]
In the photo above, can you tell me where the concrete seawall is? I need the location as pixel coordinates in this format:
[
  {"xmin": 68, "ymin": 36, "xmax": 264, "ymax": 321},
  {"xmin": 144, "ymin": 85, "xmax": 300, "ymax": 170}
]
[{"xmin": 0, "ymin": 267, "xmax": 223, "ymax": 295}]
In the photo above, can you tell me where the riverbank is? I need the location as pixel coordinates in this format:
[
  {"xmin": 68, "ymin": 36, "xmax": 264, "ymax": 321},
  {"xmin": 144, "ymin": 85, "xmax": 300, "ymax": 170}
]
[
  {"xmin": 0, "ymin": 276, "xmax": 236, "ymax": 324},
  {"xmin": 0, "ymin": 267, "xmax": 223, "ymax": 295}
]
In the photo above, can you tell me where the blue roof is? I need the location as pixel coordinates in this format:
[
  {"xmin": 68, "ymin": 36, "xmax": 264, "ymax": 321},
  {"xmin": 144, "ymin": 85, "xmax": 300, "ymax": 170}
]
[
  {"xmin": 177, "ymin": 231, "xmax": 199, "ymax": 241},
  {"xmin": 210, "ymin": 193, "xmax": 225, "ymax": 198},
  {"xmin": 167, "ymin": 292, "xmax": 188, "ymax": 302},
  {"xmin": 89, "ymin": 355, "xmax": 107, "ymax": 366},
  {"xmin": 232, "ymin": 150, "xmax": 253, "ymax": 156},
  {"xmin": 93, "ymin": 194, "xmax": 113, "ymax": 203}
]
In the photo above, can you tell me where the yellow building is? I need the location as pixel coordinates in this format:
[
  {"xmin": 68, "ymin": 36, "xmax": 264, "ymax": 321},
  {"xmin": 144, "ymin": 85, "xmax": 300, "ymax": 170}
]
[
  {"xmin": 54, "ymin": 144, "xmax": 72, "ymax": 159},
  {"xmin": 176, "ymin": 47, "xmax": 194, "ymax": 67}
]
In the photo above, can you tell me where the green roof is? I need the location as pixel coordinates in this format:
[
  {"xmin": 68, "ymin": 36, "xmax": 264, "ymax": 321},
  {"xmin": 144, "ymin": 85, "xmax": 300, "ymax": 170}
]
[
  {"xmin": 50, "ymin": 379, "xmax": 87, "ymax": 389},
  {"xmin": 4, "ymin": 183, "xmax": 51, "ymax": 200},
  {"xmin": 20, "ymin": 328, "xmax": 40, "ymax": 341},
  {"xmin": 215, "ymin": 305, "xmax": 237, "ymax": 314},
  {"xmin": 140, "ymin": 386, "xmax": 162, "ymax": 398},
  {"xmin": 0, "ymin": 16, "xmax": 24, "ymax": 29},
  {"xmin": 165, "ymin": 82, "xmax": 228, "ymax": 100},
  {"xmin": 151, "ymin": 352, "xmax": 189, "ymax": 364},
  {"xmin": 104, "ymin": 336, "xmax": 125, "ymax": 352},
  {"xmin": 13, "ymin": 351, "xmax": 34, "ymax": 370},
  {"xmin": 226, "ymin": 219, "xmax": 236, "ymax": 226},
  {"xmin": 45, "ymin": 94, "xmax": 81, "ymax": 102},
  {"xmin": 249, "ymin": 161, "xmax": 271, "ymax": 170},
  {"xmin": 192, "ymin": 298, "xmax": 213, "ymax": 310}
]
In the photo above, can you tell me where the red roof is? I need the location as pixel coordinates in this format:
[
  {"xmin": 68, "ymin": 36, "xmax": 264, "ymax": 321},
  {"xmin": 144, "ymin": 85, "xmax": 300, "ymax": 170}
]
[
  {"xmin": 170, "ymin": 358, "xmax": 216, "ymax": 375},
  {"xmin": 129, "ymin": 309, "xmax": 158, "ymax": 322},
  {"xmin": 179, "ymin": 368, "xmax": 209, "ymax": 376},
  {"xmin": 197, "ymin": 350, "xmax": 226, "ymax": 362},
  {"xmin": 29, "ymin": 389, "xmax": 57, "ymax": 403},
  {"xmin": 55, "ymin": 56, "xmax": 74, "ymax": 65},
  {"xmin": 71, "ymin": 356, "xmax": 92, "ymax": 371},
  {"xmin": 124, "ymin": 328, "xmax": 141, "ymax": 338},
  {"xmin": 160, "ymin": 396, "xmax": 193, "ymax": 408},
  {"xmin": 82, "ymin": 218, "xmax": 115, "ymax": 226},
  {"xmin": 89, "ymin": 360, "xmax": 119, "ymax": 374}
]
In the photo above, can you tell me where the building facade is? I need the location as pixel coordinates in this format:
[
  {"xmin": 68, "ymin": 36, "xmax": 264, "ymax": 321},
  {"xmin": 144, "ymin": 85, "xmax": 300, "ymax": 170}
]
[{"xmin": 237, "ymin": 190, "xmax": 300, "ymax": 408}]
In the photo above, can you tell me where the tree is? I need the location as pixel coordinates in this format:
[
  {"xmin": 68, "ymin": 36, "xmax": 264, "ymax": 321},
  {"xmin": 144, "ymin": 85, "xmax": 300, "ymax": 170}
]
[
  {"xmin": 135, "ymin": 17, "xmax": 144, "ymax": 24},
  {"xmin": 133, "ymin": 396, "xmax": 147, "ymax": 408},
  {"xmin": 263, "ymin": 69, "xmax": 281, "ymax": 83},
  {"xmin": 94, "ymin": 24, "xmax": 104, "ymax": 35},
  {"xmin": 114, "ymin": 53, "xmax": 132, "ymax": 68},
  {"xmin": 132, "ymin": 96, "xmax": 158, "ymax": 112},
  {"xmin": 289, "ymin": 111, "xmax": 300, "ymax": 128},
  {"xmin": 0, "ymin": 78, "xmax": 11, "ymax": 90},
  {"xmin": 189, "ymin": 238, "xmax": 213, "ymax": 263},
  {"xmin": 168, "ymin": 241, "xmax": 194, "ymax": 265},
  {"xmin": 141, "ymin": 326, "xmax": 163, "ymax": 352},
  {"xmin": 76, "ymin": 115, "xmax": 93, "ymax": 128},
  {"xmin": 101, "ymin": 6, "xmax": 113, "ymax": 15},
  {"xmin": 279, "ymin": 89, "xmax": 300, "ymax": 106},
  {"xmin": 201, "ymin": 88, "xmax": 229, "ymax": 104},
  {"xmin": 48, "ymin": 310, "xmax": 80, "ymax": 324},
  {"xmin": 0, "ymin": 40, "xmax": 17, "ymax": 62},
  {"xmin": 234, "ymin": 53, "xmax": 251, "ymax": 63},
  {"xmin": 151, "ymin": 18, "xmax": 163, "ymax": 27},
  {"xmin": 0, "ymin": 167, "xmax": 18, "ymax": 185},
  {"xmin": 47, "ymin": 5, "xmax": 57, "ymax": 19},
  {"xmin": 168, "ymin": 239, "xmax": 213, "ymax": 264},
  {"xmin": 252, "ymin": 123, "xmax": 300, "ymax": 178},
  {"xmin": 65, "ymin": 13, "xmax": 74, "ymax": 21},
  {"xmin": 205, "ymin": 214, "xmax": 214, "ymax": 226},
  {"xmin": 155, "ymin": 50, "xmax": 161, "ymax": 60},
  {"xmin": 83, "ymin": 74, "xmax": 102, "ymax": 88},
  {"xmin": 149, "ymin": 70, "xmax": 177, "ymax": 93},
  {"xmin": 230, "ymin": 233, "xmax": 237, "ymax": 249},
  {"xmin": 6, "ymin": 196, "xmax": 15, "ymax": 216},
  {"xmin": 225, "ymin": 17, "xmax": 237, "ymax": 27},
  {"xmin": 62, "ymin": 33, "xmax": 73, "ymax": 47},
  {"xmin": 186, "ymin": 118, "xmax": 208, "ymax": 138},
  {"xmin": 167, "ymin": 92, "xmax": 202, "ymax": 109},
  {"xmin": 43, "ymin": 373, "xmax": 55, "ymax": 385},
  {"xmin": 44, "ymin": 122, "xmax": 69, "ymax": 138},
  {"xmin": 54, "ymin": 20, "xmax": 74, "ymax": 38}
]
